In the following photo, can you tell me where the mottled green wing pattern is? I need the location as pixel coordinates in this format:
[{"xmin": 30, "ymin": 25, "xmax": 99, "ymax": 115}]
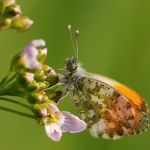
[{"xmin": 70, "ymin": 76, "xmax": 149, "ymax": 139}]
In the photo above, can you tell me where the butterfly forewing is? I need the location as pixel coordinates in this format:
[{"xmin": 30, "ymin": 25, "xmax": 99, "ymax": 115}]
[
  {"xmin": 90, "ymin": 74, "xmax": 148, "ymax": 113},
  {"xmin": 69, "ymin": 73, "xmax": 149, "ymax": 139}
]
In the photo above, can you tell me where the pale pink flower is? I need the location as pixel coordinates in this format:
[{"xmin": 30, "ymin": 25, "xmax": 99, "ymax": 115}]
[
  {"xmin": 20, "ymin": 39, "xmax": 47, "ymax": 69},
  {"xmin": 40, "ymin": 103, "xmax": 86, "ymax": 142}
]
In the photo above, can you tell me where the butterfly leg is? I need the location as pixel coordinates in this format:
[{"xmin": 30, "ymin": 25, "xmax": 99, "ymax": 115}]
[
  {"xmin": 56, "ymin": 92, "xmax": 68, "ymax": 104},
  {"xmin": 44, "ymin": 82, "xmax": 68, "ymax": 104},
  {"xmin": 44, "ymin": 83, "xmax": 65, "ymax": 91}
]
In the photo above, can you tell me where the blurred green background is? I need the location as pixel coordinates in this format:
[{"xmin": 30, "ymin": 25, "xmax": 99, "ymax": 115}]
[{"xmin": 0, "ymin": 0, "xmax": 150, "ymax": 150}]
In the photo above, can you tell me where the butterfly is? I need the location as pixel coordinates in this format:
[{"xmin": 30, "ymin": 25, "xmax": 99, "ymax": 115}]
[{"xmin": 61, "ymin": 25, "xmax": 149, "ymax": 139}]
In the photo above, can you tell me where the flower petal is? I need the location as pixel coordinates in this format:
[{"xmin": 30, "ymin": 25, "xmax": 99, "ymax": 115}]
[
  {"xmin": 48, "ymin": 103, "xmax": 60, "ymax": 113},
  {"xmin": 40, "ymin": 108, "xmax": 48, "ymax": 117},
  {"xmin": 45, "ymin": 124, "xmax": 62, "ymax": 142},
  {"xmin": 20, "ymin": 39, "xmax": 46, "ymax": 69},
  {"xmin": 22, "ymin": 46, "xmax": 41, "ymax": 69},
  {"xmin": 41, "ymin": 48, "xmax": 47, "ymax": 55},
  {"xmin": 61, "ymin": 111, "xmax": 87, "ymax": 133},
  {"xmin": 30, "ymin": 39, "xmax": 46, "ymax": 47}
]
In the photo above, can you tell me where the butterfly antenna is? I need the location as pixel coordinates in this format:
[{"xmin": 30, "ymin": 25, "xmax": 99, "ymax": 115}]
[
  {"xmin": 68, "ymin": 25, "xmax": 77, "ymax": 60},
  {"xmin": 75, "ymin": 30, "xmax": 79, "ymax": 62}
]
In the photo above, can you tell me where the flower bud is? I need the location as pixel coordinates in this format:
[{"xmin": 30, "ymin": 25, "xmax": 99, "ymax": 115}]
[
  {"xmin": 38, "ymin": 48, "xmax": 47, "ymax": 63},
  {"xmin": 3, "ymin": 5, "xmax": 21, "ymax": 17},
  {"xmin": 27, "ymin": 81, "xmax": 49, "ymax": 91},
  {"xmin": 28, "ymin": 92, "xmax": 49, "ymax": 104},
  {"xmin": 0, "ymin": 18, "xmax": 12, "ymax": 30},
  {"xmin": 1, "ymin": 0, "xmax": 16, "ymax": 7},
  {"xmin": 17, "ymin": 72, "xmax": 35, "ymax": 86},
  {"xmin": 11, "ymin": 15, "xmax": 33, "ymax": 31},
  {"xmin": 42, "ymin": 65, "xmax": 56, "ymax": 75},
  {"xmin": 24, "ymin": 72, "xmax": 34, "ymax": 83},
  {"xmin": 46, "ymin": 73, "xmax": 59, "ymax": 87},
  {"xmin": 42, "ymin": 65, "xmax": 59, "ymax": 86},
  {"xmin": 34, "ymin": 65, "xmax": 59, "ymax": 84},
  {"xmin": 34, "ymin": 70, "xmax": 48, "ymax": 82}
]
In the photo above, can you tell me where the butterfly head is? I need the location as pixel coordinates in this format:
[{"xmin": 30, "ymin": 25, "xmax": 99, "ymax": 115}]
[{"xmin": 65, "ymin": 57, "xmax": 78, "ymax": 73}]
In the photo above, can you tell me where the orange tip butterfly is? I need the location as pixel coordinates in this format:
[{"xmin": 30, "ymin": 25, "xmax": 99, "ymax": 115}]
[{"xmin": 61, "ymin": 25, "xmax": 149, "ymax": 139}]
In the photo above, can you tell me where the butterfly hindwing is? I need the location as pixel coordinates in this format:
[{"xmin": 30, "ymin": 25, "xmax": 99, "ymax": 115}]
[{"xmin": 70, "ymin": 74, "xmax": 149, "ymax": 139}]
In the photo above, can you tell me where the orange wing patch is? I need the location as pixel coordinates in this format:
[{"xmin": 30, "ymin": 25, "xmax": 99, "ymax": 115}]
[{"xmin": 113, "ymin": 82, "xmax": 147, "ymax": 113}]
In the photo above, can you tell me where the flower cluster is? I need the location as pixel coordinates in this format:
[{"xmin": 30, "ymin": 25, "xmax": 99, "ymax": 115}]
[
  {"xmin": 0, "ymin": 0, "xmax": 33, "ymax": 31},
  {"xmin": 0, "ymin": 39, "xmax": 86, "ymax": 141}
]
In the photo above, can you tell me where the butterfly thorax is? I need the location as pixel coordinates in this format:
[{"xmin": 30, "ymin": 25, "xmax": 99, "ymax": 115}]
[{"xmin": 63, "ymin": 57, "xmax": 86, "ymax": 93}]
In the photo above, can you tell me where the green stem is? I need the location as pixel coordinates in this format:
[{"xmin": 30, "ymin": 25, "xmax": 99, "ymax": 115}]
[
  {"xmin": 0, "ymin": 80, "xmax": 25, "ymax": 97},
  {"xmin": 0, "ymin": 70, "xmax": 11, "ymax": 86},
  {"xmin": 0, "ymin": 97, "xmax": 36, "ymax": 120},
  {"xmin": 0, "ymin": 96, "xmax": 32, "ymax": 111},
  {"xmin": 0, "ymin": 4, "xmax": 5, "ymax": 18},
  {"xmin": 5, "ymin": 72, "xmax": 18, "ymax": 84},
  {"xmin": 0, "ymin": 106, "xmax": 36, "ymax": 120},
  {"xmin": 0, "ymin": 85, "xmax": 12, "ymax": 96},
  {"xmin": 0, "ymin": 83, "xmax": 16, "ymax": 96}
]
